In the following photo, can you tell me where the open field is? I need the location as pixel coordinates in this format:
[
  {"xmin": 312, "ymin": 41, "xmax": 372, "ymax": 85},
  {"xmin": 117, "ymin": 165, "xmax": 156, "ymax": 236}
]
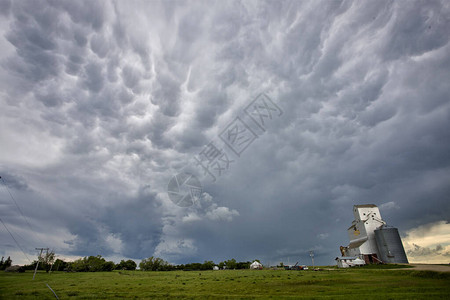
[{"xmin": 1, "ymin": 266, "xmax": 450, "ymax": 299}]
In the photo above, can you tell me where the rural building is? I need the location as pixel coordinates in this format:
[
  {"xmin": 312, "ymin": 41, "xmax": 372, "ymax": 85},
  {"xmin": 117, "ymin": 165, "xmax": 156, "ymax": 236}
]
[
  {"xmin": 335, "ymin": 257, "xmax": 365, "ymax": 268},
  {"xmin": 250, "ymin": 261, "xmax": 263, "ymax": 269},
  {"xmin": 339, "ymin": 204, "xmax": 408, "ymax": 264}
]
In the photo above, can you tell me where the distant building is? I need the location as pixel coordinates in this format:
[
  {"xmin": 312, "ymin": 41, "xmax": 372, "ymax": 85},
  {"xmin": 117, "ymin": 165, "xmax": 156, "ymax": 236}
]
[
  {"xmin": 250, "ymin": 261, "xmax": 263, "ymax": 269},
  {"xmin": 339, "ymin": 204, "xmax": 408, "ymax": 264}
]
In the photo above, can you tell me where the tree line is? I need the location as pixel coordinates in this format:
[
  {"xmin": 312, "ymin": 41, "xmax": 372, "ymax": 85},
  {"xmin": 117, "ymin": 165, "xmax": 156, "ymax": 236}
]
[
  {"xmin": 5, "ymin": 254, "xmax": 260, "ymax": 272},
  {"xmin": 138, "ymin": 257, "xmax": 256, "ymax": 271},
  {"xmin": 22, "ymin": 255, "xmax": 137, "ymax": 272}
]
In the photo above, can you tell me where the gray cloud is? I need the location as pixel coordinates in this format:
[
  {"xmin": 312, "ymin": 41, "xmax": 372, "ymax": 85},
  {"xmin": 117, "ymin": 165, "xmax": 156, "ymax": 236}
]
[
  {"xmin": 1, "ymin": 0, "xmax": 449, "ymax": 266},
  {"xmin": 407, "ymin": 244, "xmax": 450, "ymax": 257}
]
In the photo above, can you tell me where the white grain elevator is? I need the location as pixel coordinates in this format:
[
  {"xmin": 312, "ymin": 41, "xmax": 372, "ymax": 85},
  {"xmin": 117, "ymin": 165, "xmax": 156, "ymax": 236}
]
[{"xmin": 340, "ymin": 204, "xmax": 408, "ymax": 264}]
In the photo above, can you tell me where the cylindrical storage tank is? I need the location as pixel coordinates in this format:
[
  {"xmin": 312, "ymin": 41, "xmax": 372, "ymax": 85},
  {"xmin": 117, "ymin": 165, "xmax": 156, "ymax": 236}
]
[{"xmin": 374, "ymin": 225, "xmax": 409, "ymax": 264}]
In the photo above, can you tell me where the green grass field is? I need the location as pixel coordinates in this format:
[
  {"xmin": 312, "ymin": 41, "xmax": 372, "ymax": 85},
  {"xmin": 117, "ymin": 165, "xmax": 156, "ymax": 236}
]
[{"xmin": 1, "ymin": 266, "xmax": 450, "ymax": 299}]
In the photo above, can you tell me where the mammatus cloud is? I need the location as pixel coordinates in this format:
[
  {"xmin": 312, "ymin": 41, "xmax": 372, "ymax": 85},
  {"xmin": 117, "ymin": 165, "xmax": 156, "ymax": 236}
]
[{"xmin": 1, "ymin": 1, "xmax": 450, "ymax": 266}]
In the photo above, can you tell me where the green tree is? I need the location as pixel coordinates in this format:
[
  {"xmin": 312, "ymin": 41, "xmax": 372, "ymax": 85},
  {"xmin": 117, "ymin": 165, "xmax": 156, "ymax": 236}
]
[
  {"xmin": 139, "ymin": 256, "xmax": 171, "ymax": 271},
  {"xmin": 236, "ymin": 261, "xmax": 251, "ymax": 269},
  {"xmin": 70, "ymin": 257, "xmax": 88, "ymax": 272},
  {"xmin": 40, "ymin": 250, "xmax": 55, "ymax": 272},
  {"xmin": 202, "ymin": 260, "xmax": 215, "ymax": 270},
  {"xmin": 86, "ymin": 255, "xmax": 106, "ymax": 271},
  {"xmin": 225, "ymin": 258, "xmax": 237, "ymax": 269},
  {"xmin": 69, "ymin": 255, "xmax": 115, "ymax": 272},
  {"xmin": 102, "ymin": 261, "xmax": 116, "ymax": 271},
  {"xmin": 53, "ymin": 259, "xmax": 68, "ymax": 271},
  {"xmin": 0, "ymin": 256, "xmax": 12, "ymax": 270},
  {"xmin": 116, "ymin": 259, "xmax": 137, "ymax": 270}
]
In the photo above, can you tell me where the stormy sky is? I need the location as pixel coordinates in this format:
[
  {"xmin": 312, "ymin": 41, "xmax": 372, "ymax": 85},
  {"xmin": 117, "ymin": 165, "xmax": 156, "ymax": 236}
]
[{"xmin": 1, "ymin": 0, "xmax": 449, "ymax": 266}]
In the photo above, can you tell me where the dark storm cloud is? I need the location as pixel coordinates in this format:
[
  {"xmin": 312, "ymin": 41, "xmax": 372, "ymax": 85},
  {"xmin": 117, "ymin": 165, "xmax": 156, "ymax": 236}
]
[
  {"xmin": 101, "ymin": 197, "xmax": 163, "ymax": 259},
  {"xmin": 1, "ymin": 0, "xmax": 449, "ymax": 265},
  {"xmin": 0, "ymin": 0, "xmax": 11, "ymax": 16},
  {"xmin": 63, "ymin": 187, "xmax": 164, "ymax": 258},
  {"xmin": 0, "ymin": 172, "xmax": 28, "ymax": 191}
]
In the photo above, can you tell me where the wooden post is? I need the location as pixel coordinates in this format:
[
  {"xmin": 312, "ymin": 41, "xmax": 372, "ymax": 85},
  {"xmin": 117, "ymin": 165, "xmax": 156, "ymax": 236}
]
[{"xmin": 33, "ymin": 248, "xmax": 49, "ymax": 280}]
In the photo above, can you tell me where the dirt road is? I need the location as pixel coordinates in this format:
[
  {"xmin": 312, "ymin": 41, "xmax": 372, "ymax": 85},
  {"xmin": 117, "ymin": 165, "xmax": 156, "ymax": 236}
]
[{"xmin": 409, "ymin": 264, "xmax": 450, "ymax": 272}]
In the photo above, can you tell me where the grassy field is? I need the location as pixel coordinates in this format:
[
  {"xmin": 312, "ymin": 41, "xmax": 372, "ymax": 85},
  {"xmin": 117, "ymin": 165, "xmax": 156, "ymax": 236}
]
[{"xmin": 1, "ymin": 266, "xmax": 450, "ymax": 299}]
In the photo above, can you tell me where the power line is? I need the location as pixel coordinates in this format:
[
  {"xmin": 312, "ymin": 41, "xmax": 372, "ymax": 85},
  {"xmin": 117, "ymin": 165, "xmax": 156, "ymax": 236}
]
[
  {"xmin": 0, "ymin": 220, "xmax": 28, "ymax": 245},
  {"xmin": 0, "ymin": 175, "xmax": 46, "ymax": 247},
  {"xmin": 0, "ymin": 217, "xmax": 31, "ymax": 263},
  {"xmin": 0, "ymin": 176, "xmax": 35, "ymax": 233}
]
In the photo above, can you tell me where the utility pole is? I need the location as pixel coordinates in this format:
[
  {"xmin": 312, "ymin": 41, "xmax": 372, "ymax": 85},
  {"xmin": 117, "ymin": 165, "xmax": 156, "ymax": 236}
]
[
  {"xmin": 309, "ymin": 250, "xmax": 315, "ymax": 269},
  {"xmin": 33, "ymin": 248, "xmax": 49, "ymax": 280}
]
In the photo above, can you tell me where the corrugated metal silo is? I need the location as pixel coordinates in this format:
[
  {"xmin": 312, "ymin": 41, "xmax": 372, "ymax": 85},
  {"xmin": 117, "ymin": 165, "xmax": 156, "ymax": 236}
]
[{"xmin": 374, "ymin": 225, "xmax": 409, "ymax": 264}]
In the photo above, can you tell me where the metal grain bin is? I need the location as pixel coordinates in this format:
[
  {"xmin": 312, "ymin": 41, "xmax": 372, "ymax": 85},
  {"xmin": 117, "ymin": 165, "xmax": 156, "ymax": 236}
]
[{"xmin": 374, "ymin": 225, "xmax": 409, "ymax": 264}]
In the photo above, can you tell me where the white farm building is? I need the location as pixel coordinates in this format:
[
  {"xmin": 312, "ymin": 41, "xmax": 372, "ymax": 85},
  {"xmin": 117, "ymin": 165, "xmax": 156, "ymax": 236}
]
[
  {"xmin": 335, "ymin": 257, "xmax": 365, "ymax": 268},
  {"xmin": 250, "ymin": 261, "xmax": 263, "ymax": 269}
]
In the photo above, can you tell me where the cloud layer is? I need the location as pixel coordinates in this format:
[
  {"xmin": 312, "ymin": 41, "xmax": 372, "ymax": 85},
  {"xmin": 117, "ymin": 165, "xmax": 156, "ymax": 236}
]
[
  {"xmin": 1, "ymin": 0, "xmax": 450, "ymax": 265},
  {"xmin": 403, "ymin": 221, "xmax": 450, "ymax": 263}
]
